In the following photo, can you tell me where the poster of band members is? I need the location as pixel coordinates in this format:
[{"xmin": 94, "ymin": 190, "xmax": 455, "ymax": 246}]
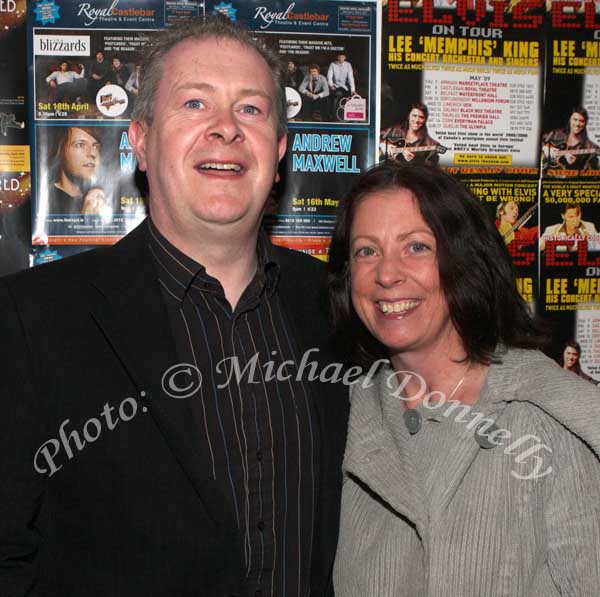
[
  {"xmin": 539, "ymin": 0, "xmax": 600, "ymax": 382},
  {"xmin": 246, "ymin": 0, "xmax": 378, "ymax": 259},
  {"xmin": 0, "ymin": 0, "xmax": 30, "ymax": 275},
  {"xmin": 380, "ymin": 0, "xmax": 545, "ymax": 302}
]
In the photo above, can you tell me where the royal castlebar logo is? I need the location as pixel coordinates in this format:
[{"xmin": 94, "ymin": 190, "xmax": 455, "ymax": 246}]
[{"xmin": 34, "ymin": 0, "xmax": 60, "ymax": 24}]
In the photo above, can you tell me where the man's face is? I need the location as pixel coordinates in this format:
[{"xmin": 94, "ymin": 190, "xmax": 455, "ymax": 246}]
[
  {"xmin": 309, "ymin": 68, "xmax": 319, "ymax": 78},
  {"xmin": 287, "ymin": 61, "xmax": 296, "ymax": 72},
  {"xmin": 569, "ymin": 112, "xmax": 586, "ymax": 135},
  {"xmin": 563, "ymin": 346, "xmax": 580, "ymax": 369},
  {"xmin": 63, "ymin": 128, "xmax": 100, "ymax": 181},
  {"xmin": 408, "ymin": 108, "xmax": 426, "ymax": 133},
  {"xmin": 563, "ymin": 207, "xmax": 581, "ymax": 233},
  {"xmin": 96, "ymin": 52, "xmax": 104, "ymax": 63},
  {"xmin": 502, "ymin": 202, "xmax": 519, "ymax": 224},
  {"xmin": 129, "ymin": 37, "xmax": 286, "ymax": 233},
  {"xmin": 112, "ymin": 58, "xmax": 121, "ymax": 69},
  {"xmin": 336, "ymin": 54, "xmax": 346, "ymax": 63},
  {"xmin": 60, "ymin": 62, "xmax": 68, "ymax": 72}
]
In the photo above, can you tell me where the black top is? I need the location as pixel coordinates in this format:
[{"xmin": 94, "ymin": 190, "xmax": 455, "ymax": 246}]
[{"xmin": 148, "ymin": 221, "xmax": 317, "ymax": 597}]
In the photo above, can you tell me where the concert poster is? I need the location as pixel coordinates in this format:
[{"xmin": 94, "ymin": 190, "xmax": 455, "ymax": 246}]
[
  {"xmin": 538, "ymin": 0, "xmax": 600, "ymax": 376},
  {"xmin": 27, "ymin": 0, "xmax": 192, "ymax": 251},
  {"xmin": 380, "ymin": 0, "xmax": 545, "ymax": 299},
  {"xmin": 0, "ymin": 0, "xmax": 30, "ymax": 275},
  {"xmin": 251, "ymin": 20, "xmax": 376, "ymax": 259},
  {"xmin": 235, "ymin": 0, "xmax": 379, "ymax": 260}
]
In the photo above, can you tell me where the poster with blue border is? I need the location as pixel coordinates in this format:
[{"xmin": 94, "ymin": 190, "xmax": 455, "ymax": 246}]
[{"xmin": 27, "ymin": 0, "xmax": 377, "ymax": 260}]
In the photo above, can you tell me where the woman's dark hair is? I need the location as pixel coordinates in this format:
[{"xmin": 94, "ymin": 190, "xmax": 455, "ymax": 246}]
[{"xmin": 328, "ymin": 161, "xmax": 546, "ymax": 367}]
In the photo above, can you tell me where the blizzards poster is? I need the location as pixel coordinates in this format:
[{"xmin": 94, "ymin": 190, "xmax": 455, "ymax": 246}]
[
  {"xmin": 539, "ymin": 0, "xmax": 600, "ymax": 377},
  {"xmin": 237, "ymin": 0, "xmax": 378, "ymax": 260},
  {"xmin": 27, "ymin": 0, "xmax": 207, "ymax": 248},
  {"xmin": 380, "ymin": 0, "xmax": 545, "ymax": 302},
  {"xmin": 1, "ymin": 0, "xmax": 29, "ymax": 275}
]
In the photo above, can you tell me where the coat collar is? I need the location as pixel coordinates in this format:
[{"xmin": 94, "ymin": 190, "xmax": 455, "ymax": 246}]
[{"xmin": 89, "ymin": 220, "xmax": 238, "ymax": 534}]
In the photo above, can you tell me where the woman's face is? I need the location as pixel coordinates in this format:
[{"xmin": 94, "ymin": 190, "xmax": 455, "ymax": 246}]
[{"xmin": 349, "ymin": 189, "xmax": 459, "ymax": 361}]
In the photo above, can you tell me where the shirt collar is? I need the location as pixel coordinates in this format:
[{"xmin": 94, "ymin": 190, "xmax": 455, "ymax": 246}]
[{"xmin": 147, "ymin": 219, "xmax": 279, "ymax": 303}]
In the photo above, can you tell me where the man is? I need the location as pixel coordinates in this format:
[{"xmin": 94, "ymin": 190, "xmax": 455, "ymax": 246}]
[
  {"xmin": 326, "ymin": 53, "xmax": 355, "ymax": 121},
  {"xmin": 46, "ymin": 126, "xmax": 101, "ymax": 214},
  {"xmin": 0, "ymin": 17, "xmax": 347, "ymax": 597},
  {"xmin": 108, "ymin": 56, "xmax": 130, "ymax": 88},
  {"xmin": 495, "ymin": 200, "xmax": 538, "ymax": 248},
  {"xmin": 542, "ymin": 107, "xmax": 600, "ymax": 171},
  {"xmin": 45, "ymin": 60, "xmax": 86, "ymax": 102},
  {"xmin": 379, "ymin": 102, "xmax": 442, "ymax": 165},
  {"xmin": 298, "ymin": 64, "xmax": 329, "ymax": 121},
  {"xmin": 560, "ymin": 340, "xmax": 598, "ymax": 384},
  {"xmin": 283, "ymin": 59, "xmax": 304, "ymax": 91},
  {"xmin": 88, "ymin": 50, "xmax": 109, "ymax": 101},
  {"xmin": 540, "ymin": 202, "xmax": 598, "ymax": 251}
]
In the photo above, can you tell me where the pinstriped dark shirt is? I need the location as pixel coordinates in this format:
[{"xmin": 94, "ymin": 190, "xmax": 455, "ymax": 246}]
[{"xmin": 147, "ymin": 220, "xmax": 317, "ymax": 597}]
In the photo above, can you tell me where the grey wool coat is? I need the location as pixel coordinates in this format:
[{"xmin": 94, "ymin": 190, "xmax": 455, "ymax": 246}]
[{"xmin": 334, "ymin": 348, "xmax": 600, "ymax": 596}]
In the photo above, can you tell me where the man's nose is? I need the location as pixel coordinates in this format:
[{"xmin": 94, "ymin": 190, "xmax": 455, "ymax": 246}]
[{"xmin": 206, "ymin": 109, "xmax": 243, "ymax": 144}]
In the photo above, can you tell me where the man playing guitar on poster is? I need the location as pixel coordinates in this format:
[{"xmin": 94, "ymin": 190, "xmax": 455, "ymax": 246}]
[
  {"xmin": 542, "ymin": 106, "xmax": 600, "ymax": 171},
  {"xmin": 379, "ymin": 102, "xmax": 446, "ymax": 165}
]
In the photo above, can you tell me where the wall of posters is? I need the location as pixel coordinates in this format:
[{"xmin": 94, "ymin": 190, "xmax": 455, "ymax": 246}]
[{"xmin": 6, "ymin": 0, "xmax": 599, "ymax": 374}]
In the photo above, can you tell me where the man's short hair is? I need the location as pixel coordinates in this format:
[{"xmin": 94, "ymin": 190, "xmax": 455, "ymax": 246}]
[
  {"xmin": 308, "ymin": 64, "xmax": 320, "ymax": 72},
  {"xmin": 496, "ymin": 201, "xmax": 515, "ymax": 219},
  {"xmin": 408, "ymin": 101, "xmax": 429, "ymax": 120},
  {"xmin": 132, "ymin": 15, "xmax": 287, "ymax": 137},
  {"xmin": 562, "ymin": 202, "xmax": 582, "ymax": 215}
]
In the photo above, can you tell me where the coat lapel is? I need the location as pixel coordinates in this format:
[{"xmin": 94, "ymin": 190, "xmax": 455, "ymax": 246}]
[
  {"xmin": 343, "ymin": 372, "xmax": 429, "ymax": 536},
  {"xmin": 89, "ymin": 222, "xmax": 236, "ymax": 532}
]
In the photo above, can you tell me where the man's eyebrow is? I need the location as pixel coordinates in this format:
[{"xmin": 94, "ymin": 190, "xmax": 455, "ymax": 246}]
[{"xmin": 175, "ymin": 82, "xmax": 273, "ymax": 103}]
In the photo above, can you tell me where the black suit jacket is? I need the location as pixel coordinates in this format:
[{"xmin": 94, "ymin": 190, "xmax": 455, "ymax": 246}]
[{"xmin": 0, "ymin": 222, "xmax": 348, "ymax": 597}]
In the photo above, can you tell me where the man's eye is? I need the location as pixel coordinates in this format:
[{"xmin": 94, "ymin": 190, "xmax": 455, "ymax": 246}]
[
  {"xmin": 185, "ymin": 100, "xmax": 204, "ymax": 109},
  {"xmin": 241, "ymin": 105, "xmax": 260, "ymax": 115}
]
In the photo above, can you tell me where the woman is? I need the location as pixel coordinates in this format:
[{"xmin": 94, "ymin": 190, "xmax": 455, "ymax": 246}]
[{"xmin": 329, "ymin": 162, "xmax": 600, "ymax": 596}]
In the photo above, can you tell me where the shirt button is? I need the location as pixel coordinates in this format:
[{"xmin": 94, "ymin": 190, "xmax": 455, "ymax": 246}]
[
  {"xmin": 257, "ymin": 520, "xmax": 265, "ymax": 531},
  {"xmin": 256, "ymin": 450, "xmax": 263, "ymax": 461}
]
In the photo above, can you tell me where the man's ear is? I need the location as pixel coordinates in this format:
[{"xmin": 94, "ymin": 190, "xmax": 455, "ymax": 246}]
[
  {"xmin": 128, "ymin": 120, "xmax": 148, "ymax": 172},
  {"xmin": 275, "ymin": 133, "xmax": 287, "ymax": 183}
]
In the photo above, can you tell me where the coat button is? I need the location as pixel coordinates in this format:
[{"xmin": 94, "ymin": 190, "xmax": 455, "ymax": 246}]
[
  {"xmin": 474, "ymin": 422, "xmax": 499, "ymax": 449},
  {"xmin": 403, "ymin": 408, "xmax": 422, "ymax": 434}
]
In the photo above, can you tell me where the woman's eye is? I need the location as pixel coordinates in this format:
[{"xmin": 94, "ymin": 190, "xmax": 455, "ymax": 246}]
[
  {"xmin": 354, "ymin": 246, "xmax": 377, "ymax": 258},
  {"xmin": 409, "ymin": 241, "xmax": 431, "ymax": 253},
  {"xmin": 185, "ymin": 100, "xmax": 204, "ymax": 110}
]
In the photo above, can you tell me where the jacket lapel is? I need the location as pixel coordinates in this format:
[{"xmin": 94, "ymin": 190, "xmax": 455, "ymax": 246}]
[
  {"xmin": 343, "ymin": 372, "xmax": 429, "ymax": 536},
  {"xmin": 89, "ymin": 222, "xmax": 237, "ymax": 532}
]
